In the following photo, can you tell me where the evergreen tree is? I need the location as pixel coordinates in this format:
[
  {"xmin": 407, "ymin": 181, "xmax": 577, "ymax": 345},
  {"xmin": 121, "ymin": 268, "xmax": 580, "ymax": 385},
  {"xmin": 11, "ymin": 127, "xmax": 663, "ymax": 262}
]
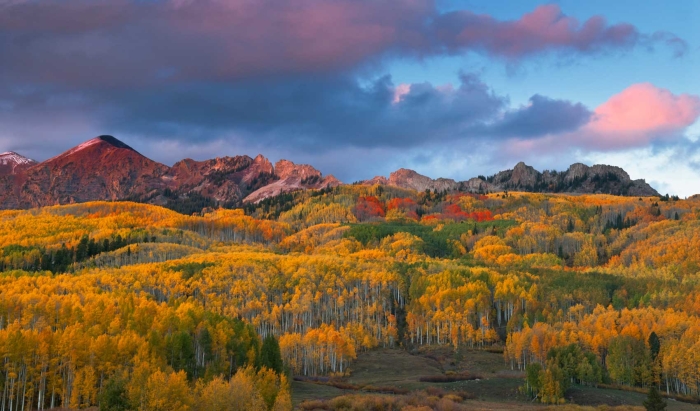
[
  {"xmin": 648, "ymin": 332, "xmax": 661, "ymax": 361},
  {"xmin": 525, "ymin": 363, "xmax": 542, "ymax": 399},
  {"xmin": 99, "ymin": 375, "xmax": 132, "ymax": 411},
  {"xmin": 567, "ymin": 218, "xmax": 575, "ymax": 232},
  {"xmin": 643, "ymin": 386, "xmax": 666, "ymax": 411},
  {"xmin": 260, "ymin": 334, "xmax": 284, "ymax": 374}
]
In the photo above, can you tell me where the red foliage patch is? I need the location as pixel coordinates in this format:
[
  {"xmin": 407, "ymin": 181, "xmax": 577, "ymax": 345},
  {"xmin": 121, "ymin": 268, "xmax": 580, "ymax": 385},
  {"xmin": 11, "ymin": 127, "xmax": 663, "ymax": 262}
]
[
  {"xmin": 425, "ymin": 204, "xmax": 493, "ymax": 222},
  {"xmin": 354, "ymin": 196, "xmax": 385, "ymax": 221},
  {"xmin": 386, "ymin": 197, "xmax": 417, "ymax": 211},
  {"xmin": 470, "ymin": 210, "xmax": 493, "ymax": 222},
  {"xmin": 387, "ymin": 197, "xmax": 419, "ymax": 220},
  {"xmin": 447, "ymin": 192, "xmax": 488, "ymax": 202},
  {"xmin": 443, "ymin": 204, "xmax": 470, "ymax": 221}
]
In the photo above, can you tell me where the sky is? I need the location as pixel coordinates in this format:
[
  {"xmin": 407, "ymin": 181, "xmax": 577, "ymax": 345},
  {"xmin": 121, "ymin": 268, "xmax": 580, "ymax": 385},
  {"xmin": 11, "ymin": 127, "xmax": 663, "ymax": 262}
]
[{"xmin": 0, "ymin": 0, "xmax": 698, "ymax": 196}]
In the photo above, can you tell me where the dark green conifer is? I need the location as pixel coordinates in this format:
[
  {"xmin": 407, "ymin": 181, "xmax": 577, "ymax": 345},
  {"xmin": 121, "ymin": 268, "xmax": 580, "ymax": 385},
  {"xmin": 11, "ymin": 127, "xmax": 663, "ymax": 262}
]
[
  {"xmin": 643, "ymin": 386, "xmax": 666, "ymax": 411},
  {"xmin": 260, "ymin": 334, "xmax": 284, "ymax": 373}
]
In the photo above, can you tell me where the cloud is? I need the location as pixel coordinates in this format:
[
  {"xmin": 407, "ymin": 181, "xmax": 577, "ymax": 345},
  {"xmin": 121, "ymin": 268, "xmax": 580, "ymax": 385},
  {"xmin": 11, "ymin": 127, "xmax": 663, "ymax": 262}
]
[
  {"xmin": 582, "ymin": 143, "xmax": 700, "ymax": 197},
  {"xmin": 489, "ymin": 95, "xmax": 591, "ymax": 138},
  {"xmin": 649, "ymin": 32, "xmax": 689, "ymax": 58},
  {"xmin": 0, "ymin": 1, "xmax": 684, "ymax": 90},
  {"xmin": 101, "ymin": 73, "xmax": 507, "ymax": 150},
  {"xmin": 0, "ymin": 1, "xmax": 687, "ymax": 160},
  {"xmin": 54, "ymin": 75, "xmax": 700, "ymax": 160},
  {"xmin": 432, "ymin": 5, "xmax": 639, "ymax": 59},
  {"xmin": 392, "ymin": 84, "xmax": 412, "ymax": 104},
  {"xmin": 580, "ymin": 83, "xmax": 700, "ymax": 149},
  {"xmin": 493, "ymin": 84, "xmax": 700, "ymax": 154}
]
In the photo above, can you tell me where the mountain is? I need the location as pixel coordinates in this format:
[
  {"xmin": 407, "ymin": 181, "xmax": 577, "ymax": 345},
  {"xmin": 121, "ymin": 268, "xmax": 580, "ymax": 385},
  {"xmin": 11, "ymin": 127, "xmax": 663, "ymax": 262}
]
[
  {"xmin": 361, "ymin": 161, "xmax": 659, "ymax": 197},
  {"xmin": 1, "ymin": 136, "xmax": 170, "ymax": 209},
  {"xmin": 243, "ymin": 160, "xmax": 341, "ymax": 204},
  {"xmin": 488, "ymin": 162, "xmax": 659, "ymax": 196},
  {"xmin": 0, "ymin": 136, "xmax": 661, "ymax": 210},
  {"xmin": 388, "ymin": 169, "xmax": 460, "ymax": 192},
  {"xmin": 0, "ymin": 136, "xmax": 342, "ymax": 210},
  {"xmin": 161, "ymin": 154, "xmax": 276, "ymax": 205},
  {"xmin": 0, "ymin": 151, "xmax": 36, "ymax": 176}
]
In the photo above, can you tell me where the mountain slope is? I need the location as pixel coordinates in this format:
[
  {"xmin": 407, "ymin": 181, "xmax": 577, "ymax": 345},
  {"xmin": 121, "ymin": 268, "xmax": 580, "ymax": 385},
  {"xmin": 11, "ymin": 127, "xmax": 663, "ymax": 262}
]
[
  {"xmin": 243, "ymin": 159, "xmax": 341, "ymax": 204},
  {"xmin": 162, "ymin": 154, "xmax": 276, "ymax": 204}
]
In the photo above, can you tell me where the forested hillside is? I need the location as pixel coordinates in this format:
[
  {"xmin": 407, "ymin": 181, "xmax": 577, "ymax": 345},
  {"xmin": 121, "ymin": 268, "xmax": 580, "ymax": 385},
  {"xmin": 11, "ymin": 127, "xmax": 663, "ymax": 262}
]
[{"xmin": 1, "ymin": 186, "xmax": 699, "ymax": 409}]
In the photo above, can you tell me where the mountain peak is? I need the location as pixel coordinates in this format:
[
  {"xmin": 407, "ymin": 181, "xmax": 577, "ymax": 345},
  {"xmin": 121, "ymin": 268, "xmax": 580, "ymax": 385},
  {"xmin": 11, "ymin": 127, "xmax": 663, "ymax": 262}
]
[
  {"xmin": 45, "ymin": 135, "xmax": 140, "ymax": 164},
  {"xmin": 390, "ymin": 168, "xmax": 419, "ymax": 177},
  {"xmin": 274, "ymin": 159, "xmax": 322, "ymax": 181},
  {"xmin": 95, "ymin": 135, "xmax": 135, "ymax": 151},
  {"xmin": 0, "ymin": 151, "xmax": 37, "ymax": 176},
  {"xmin": 387, "ymin": 168, "xmax": 459, "ymax": 192},
  {"xmin": 0, "ymin": 151, "xmax": 35, "ymax": 164}
]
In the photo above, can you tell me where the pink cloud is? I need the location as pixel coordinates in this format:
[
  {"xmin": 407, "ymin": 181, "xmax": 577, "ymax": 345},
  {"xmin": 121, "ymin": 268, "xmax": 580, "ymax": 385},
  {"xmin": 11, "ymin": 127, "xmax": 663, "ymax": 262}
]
[
  {"xmin": 163, "ymin": 0, "xmax": 425, "ymax": 78},
  {"xmin": 582, "ymin": 83, "xmax": 700, "ymax": 149},
  {"xmin": 392, "ymin": 84, "xmax": 411, "ymax": 104},
  {"xmin": 496, "ymin": 84, "xmax": 700, "ymax": 156},
  {"xmin": 433, "ymin": 4, "xmax": 642, "ymax": 59}
]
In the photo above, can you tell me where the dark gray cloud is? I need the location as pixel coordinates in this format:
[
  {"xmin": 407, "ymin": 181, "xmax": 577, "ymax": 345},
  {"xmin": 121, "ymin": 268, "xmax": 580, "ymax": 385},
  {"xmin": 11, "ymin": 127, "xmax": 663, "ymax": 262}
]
[
  {"xmin": 22, "ymin": 72, "xmax": 600, "ymax": 154},
  {"xmin": 490, "ymin": 94, "xmax": 592, "ymax": 138},
  {"xmin": 99, "ymin": 73, "xmax": 507, "ymax": 150}
]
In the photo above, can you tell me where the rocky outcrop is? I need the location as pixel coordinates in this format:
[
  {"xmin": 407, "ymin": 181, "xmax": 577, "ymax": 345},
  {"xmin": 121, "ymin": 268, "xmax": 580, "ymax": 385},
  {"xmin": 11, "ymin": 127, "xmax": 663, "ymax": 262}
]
[
  {"xmin": 361, "ymin": 161, "xmax": 658, "ymax": 197},
  {"xmin": 459, "ymin": 177, "xmax": 496, "ymax": 193},
  {"xmin": 274, "ymin": 159, "xmax": 321, "ymax": 181},
  {"xmin": 361, "ymin": 176, "xmax": 389, "ymax": 186},
  {"xmin": 243, "ymin": 160, "xmax": 341, "ymax": 204},
  {"xmin": 363, "ymin": 170, "xmax": 497, "ymax": 194},
  {"xmin": 491, "ymin": 162, "xmax": 539, "ymax": 189},
  {"xmin": 163, "ymin": 154, "xmax": 276, "ymax": 203},
  {"xmin": 388, "ymin": 169, "xmax": 460, "ymax": 192},
  {"xmin": 361, "ymin": 169, "xmax": 461, "ymax": 192},
  {"xmin": 563, "ymin": 163, "xmax": 590, "ymax": 184},
  {"xmin": 485, "ymin": 162, "xmax": 659, "ymax": 196}
]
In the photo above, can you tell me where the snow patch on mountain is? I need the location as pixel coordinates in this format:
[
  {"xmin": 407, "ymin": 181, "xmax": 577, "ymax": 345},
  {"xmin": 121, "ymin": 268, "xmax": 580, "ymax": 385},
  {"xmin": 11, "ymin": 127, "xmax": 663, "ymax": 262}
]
[{"xmin": 0, "ymin": 152, "xmax": 35, "ymax": 166}]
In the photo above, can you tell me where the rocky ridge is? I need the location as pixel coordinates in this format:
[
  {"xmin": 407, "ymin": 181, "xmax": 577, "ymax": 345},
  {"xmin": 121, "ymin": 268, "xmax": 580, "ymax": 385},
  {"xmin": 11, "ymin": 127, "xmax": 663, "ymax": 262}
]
[
  {"xmin": 361, "ymin": 161, "xmax": 659, "ymax": 197},
  {"xmin": 0, "ymin": 136, "xmax": 661, "ymax": 210}
]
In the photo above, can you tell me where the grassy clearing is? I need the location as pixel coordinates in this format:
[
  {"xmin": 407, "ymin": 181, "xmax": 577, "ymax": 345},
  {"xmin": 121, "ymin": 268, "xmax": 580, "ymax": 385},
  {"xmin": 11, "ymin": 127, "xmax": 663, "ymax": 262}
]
[
  {"xmin": 291, "ymin": 380, "xmax": 349, "ymax": 405},
  {"xmin": 293, "ymin": 347, "xmax": 700, "ymax": 410},
  {"xmin": 567, "ymin": 385, "xmax": 700, "ymax": 410}
]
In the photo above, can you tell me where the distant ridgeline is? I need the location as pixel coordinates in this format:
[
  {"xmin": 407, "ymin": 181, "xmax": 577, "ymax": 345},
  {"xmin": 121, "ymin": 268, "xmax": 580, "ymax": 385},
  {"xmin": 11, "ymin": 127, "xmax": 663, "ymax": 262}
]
[{"xmin": 0, "ymin": 136, "xmax": 664, "ymax": 216}]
